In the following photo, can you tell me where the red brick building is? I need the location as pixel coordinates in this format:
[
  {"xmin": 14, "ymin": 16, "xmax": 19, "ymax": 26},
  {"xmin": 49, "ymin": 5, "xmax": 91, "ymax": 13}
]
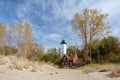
[{"xmin": 60, "ymin": 53, "xmax": 78, "ymax": 67}]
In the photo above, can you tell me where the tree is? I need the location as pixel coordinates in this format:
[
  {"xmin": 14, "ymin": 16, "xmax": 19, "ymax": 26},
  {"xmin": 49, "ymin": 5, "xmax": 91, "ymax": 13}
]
[
  {"xmin": 0, "ymin": 23, "xmax": 6, "ymax": 55},
  {"xmin": 5, "ymin": 24, "xmax": 18, "ymax": 55},
  {"xmin": 30, "ymin": 43, "xmax": 45, "ymax": 60},
  {"xmin": 4, "ymin": 46, "xmax": 17, "ymax": 55},
  {"xmin": 42, "ymin": 48, "xmax": 60, "ymax": 64},
  {"xmin": 67, "ymin": 45, "xmax": 82, "ymax": 58},
  {"xmin": 22, "ymin": 22, "xmax": 33, "ymax": 58},
  {"xmin": 89, "ymin": 39, "xmax": 99, "ymax": 62},
  {"xmin": 32, "ymin": 43, "xmax": 44, "ymax": 55},
  {"xmin": 0, "ymin": 23, "xmax": 6, "ymax": 46},
  {"xmin": 33, "ymin": 43, "xmax": 44, "ymax": 60},
  {"xmin": 16, "ymin": 21, "xmax": 24, "ymax": 44},
  {"xmin": 16, "ymin": 21, "xmax": 34, "ymax": 58},
  {"xmin": 24, "ymin": 22, "xmax": 33, "ymax": 42},
  {"xmin": 0, "ymin": 21, "xmax": 44, "ymax": 59},
  {"xmin": 5, "ymin": 24, "xmax": 18, "ymax": 48},
  {"xmin": 67, "ymin": 45, "xmax": 76, "ymax": 54},
  {"xmin": 71, "ymin": 8, "xmax": 110, "ymax": 63},
  {"xmin": 99, "ymin": 36, "xmax": 120, "ymax": 62},
  {"xmin": 16, "ymin": 21, "xmax": 25, "ymax": 56}
]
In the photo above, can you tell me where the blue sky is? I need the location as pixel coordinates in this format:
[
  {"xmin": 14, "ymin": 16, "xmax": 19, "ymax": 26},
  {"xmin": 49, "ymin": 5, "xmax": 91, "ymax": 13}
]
[{"xmin": 0, "ymin": 0, "xmax": 120, "ymax": 49}]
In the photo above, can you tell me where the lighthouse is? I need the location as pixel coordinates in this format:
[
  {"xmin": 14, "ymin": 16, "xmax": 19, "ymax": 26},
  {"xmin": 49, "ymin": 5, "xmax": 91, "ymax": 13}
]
[{"xmin": 60, "ymin": 40, "xmax": 67, "ymax": 58}]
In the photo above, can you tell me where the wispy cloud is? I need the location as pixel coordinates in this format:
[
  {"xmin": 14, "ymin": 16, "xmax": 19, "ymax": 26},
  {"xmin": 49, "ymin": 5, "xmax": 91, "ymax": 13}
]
[
  {"xmin": 16, "ymin": 0, "xmax": 120, "ymax": 48},
  {"xmin": 0, "ymin": 0, "xmax": 120, "ymax": 49}
]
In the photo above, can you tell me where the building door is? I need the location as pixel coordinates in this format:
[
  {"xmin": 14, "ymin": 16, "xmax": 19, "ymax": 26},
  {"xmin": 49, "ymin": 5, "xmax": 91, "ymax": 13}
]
[{"xmin": 69, "ymin": 60, "xmax": 73, "ymax": 67}]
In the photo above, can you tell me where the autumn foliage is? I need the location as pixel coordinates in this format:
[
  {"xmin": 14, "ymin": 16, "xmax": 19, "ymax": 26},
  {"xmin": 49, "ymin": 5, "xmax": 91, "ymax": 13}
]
[
  {"xmin": 71, "ymin": 8, "xmax": 110, "ymax": 63},
  {"xmin": 0, "ymin": 21, "xmax": 44, "ymax": 59}
]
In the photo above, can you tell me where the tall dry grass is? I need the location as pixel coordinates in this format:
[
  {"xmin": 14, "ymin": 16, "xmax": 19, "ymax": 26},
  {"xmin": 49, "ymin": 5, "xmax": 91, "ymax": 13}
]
[
  {"xmin": 77, "ymin": 63, "xmax": 120, "ymax": 77},
  {"xmin": 10, "ymin": 56, "xmax": 41, "ymax": 72},
  {"xmin": 0, "ymin": 55, "xmax": 7, "ymax": 65},
  {"xmin": 77, "ymin": 63, "xmax": 101, "ymax": 74},
  {"xmin": 0, "ymin": 55, "xmax": 41, "ymax": 72},
  {"xmin": 99, "ymin": 64, "xmax": 120, "ymax": 77}
]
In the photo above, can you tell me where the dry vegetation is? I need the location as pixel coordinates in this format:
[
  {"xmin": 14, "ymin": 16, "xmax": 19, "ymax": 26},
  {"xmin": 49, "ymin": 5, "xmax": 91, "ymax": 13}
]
[
  {"xmin": 0, "ymin": 55, "xmax": 7, "ymax": 65},
  {"xmin": 0, "ymin": 55, "xmax": 120, "ymax": 78},
  {"xmin": 77, "ymin": 63, "xmax": 120, "ymax": 78},
  {"xmin": 0, "ymin": 55, "xmax": 42, "ymax": 72},
  {"xmin": 99, "ymin": 64, "xmax": 120, "ymax": 78},
  {"xmin": 77, "ymin": 64, "xmax": 101, "ymax": 74}
]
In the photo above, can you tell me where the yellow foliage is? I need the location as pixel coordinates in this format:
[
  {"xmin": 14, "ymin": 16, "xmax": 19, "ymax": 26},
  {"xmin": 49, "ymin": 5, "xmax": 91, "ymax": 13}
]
[{"xmin": 71, "ymin": 8, "xmax": 110, "ymax": 62}]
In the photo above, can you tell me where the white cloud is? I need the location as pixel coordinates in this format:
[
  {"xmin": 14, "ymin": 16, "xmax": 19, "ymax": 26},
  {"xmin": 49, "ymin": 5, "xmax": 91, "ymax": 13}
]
[
  {"xmin": 41, "ymin": 33, "xmax": 61, "ymax": 42},
  {"xmin": 15, "ymin": 0, "xmax": 120, "ymax": 49},
  {"xmin": 16, "ymin": 0, "xmax": 120, "ymax": 21},
  {"xmin": 49, "ymin": 34, "xmax": 61, "ymax": 39},
  {"xmin": 51, "ymin": 0, "xmax": 120, "ymax": 21}
]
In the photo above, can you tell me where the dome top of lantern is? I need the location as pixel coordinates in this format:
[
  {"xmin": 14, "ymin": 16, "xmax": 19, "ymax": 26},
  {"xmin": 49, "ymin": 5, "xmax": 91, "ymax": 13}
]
[{"xmin": 60, "ymin": 40, "xmax": 66, "ymax": 44}]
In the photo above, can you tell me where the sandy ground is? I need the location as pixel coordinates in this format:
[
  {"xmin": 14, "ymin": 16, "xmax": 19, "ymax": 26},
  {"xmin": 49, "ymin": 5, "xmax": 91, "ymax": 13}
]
[{"xmin": 0, "ymin": 56, "xmax": 120, "ymax": 80}]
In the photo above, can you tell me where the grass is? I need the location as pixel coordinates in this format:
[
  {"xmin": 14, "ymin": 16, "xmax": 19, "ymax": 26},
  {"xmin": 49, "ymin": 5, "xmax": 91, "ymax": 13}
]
[
  {"xmin": 10, "ymin": 57, "xmax": 29, "ymax": 70},
  {"xmin": 0, "ymin": 70, "xmax": 5, "ymax": 74},
  {"xmin": 99, "ymin": 63, "xmax": 120, "ymax": 78},
  {"xmin": 1, "ymin": 55, "xmax": 120, "ymax": 77},
  {"xmin": 0, "ymin": 55, "xmax": 7, "ymax": 65},
  {"xmin": 30, "ymin": 65, "xmax": 38, "ymax": 72},
  {"xmin": 76, "ymin": 63, "xmax": 102, "ymax": 74},
  {"xmin": 76, "ymin": 63, "xmax": 120, "ymax": 77},
  {"xmin": 0, "ymin": 55, "xmax": 41, "ymax": 72}
]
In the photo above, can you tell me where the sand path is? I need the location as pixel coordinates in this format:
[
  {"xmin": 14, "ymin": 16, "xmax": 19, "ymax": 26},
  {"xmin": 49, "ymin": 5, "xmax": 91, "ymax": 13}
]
[
  {"xmin": 0, "ymin": 56, "xmax": 120, "ymax": 80},
  {"xmin": 0, "ymin": 65, "xmax": 120, "ymax": 80}
]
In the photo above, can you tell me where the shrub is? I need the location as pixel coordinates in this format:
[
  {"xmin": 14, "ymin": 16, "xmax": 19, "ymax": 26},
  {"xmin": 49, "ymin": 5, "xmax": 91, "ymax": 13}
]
[
  {"xmin": 108, "ymin": 52, "xmax": 120, "ymax": 63},
  {"xmin": 0, "ymin": 46, "xmax": 17, "ymax": 55}
]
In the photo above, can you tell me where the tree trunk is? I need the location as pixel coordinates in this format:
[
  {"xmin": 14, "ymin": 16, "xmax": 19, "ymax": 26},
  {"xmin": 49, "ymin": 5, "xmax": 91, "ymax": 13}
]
[{"xmin": 83, "ymin": 41, "xmax": 89, "ymax": 63}]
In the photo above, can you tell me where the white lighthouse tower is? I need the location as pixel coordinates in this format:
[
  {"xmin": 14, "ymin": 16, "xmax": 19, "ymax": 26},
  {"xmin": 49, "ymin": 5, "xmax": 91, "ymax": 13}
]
[{"xmin": 60, "ymin": 40, "xmax": 67, "ymax": 58}]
